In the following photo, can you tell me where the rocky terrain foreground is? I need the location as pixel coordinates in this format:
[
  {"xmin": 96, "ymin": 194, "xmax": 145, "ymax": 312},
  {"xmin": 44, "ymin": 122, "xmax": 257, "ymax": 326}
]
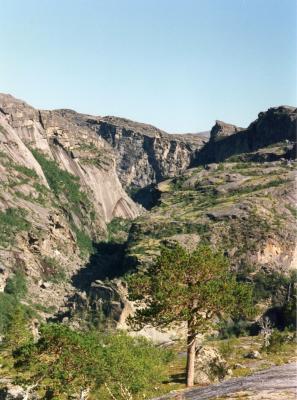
[{"xmin": 153, "ymin": 362, "xmax": 297, "ymax": 400}]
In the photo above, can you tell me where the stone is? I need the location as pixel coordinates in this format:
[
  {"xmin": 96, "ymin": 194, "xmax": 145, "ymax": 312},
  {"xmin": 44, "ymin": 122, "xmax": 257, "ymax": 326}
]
[
  {"xmin": 0, "ymin": 384, "xmax": 26, "ymax": 400},
  {"xmin": 194, "ymin": 345, "xmax": 230, "ymax": 384},
  {"xmin": 244, "ymin": 350, "xmax": 262, "ymax": 359}
]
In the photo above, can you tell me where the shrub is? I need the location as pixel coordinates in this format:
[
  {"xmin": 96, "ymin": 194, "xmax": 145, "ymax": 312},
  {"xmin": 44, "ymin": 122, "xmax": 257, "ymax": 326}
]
[
  {"xmin": 265, "ymin": 330, "xmax": 287, "ymax": 353},
  {"xmin": 4, "ymin": 270, "xmax": 27, "ymax": 299},
  {"xmin": 13, "ymin": 324, "xmax": 173, "ymax": 399},
  {"xmin": 107, "ymin": 217, "xmax": 132, "ymax": 243},
  {"xmin": 0, "ymin": 207, "xmax": 31, "ymax": 247},
  {"xmin": 217, "ymin": 319, "xmax": 251, "ymax": 339},
  {"xmin": 0, "ymin": 293, "xmax": 34, "ymax": 336},
  {"xmin": 40, "ymin": 256, "xmax": 66, "ymax": 283},
  {"xmin": 13, "ymin": 164, "xmax": 38, "ymax": 179},
  {"xmin": 72, "ymin": 226, "xmax": 94, "ymax": 256}
]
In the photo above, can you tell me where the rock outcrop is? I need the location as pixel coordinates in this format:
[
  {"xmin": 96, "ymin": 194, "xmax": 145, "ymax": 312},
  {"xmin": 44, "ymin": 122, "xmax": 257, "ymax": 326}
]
[
  {"xmin": 194, "ymin": 345, "xmax": 231, "ymax": 384},
  {"xmin": 196, "ymin": 106, "xmax": 297, "ymax": 164},
  {"xmin": 0, "ymin": 93, "xmax": 140, "ymax": 314},
  {"xmin": 126, "ymin": 160, "xmax": 297, "ymax": 275},
  {"xmin": 77, "ymin": 114, "xmax": 208, "ymax": 189},
  {"xmin": 210, "ymin": 120, "xmax": 243, "ymax": 141}
]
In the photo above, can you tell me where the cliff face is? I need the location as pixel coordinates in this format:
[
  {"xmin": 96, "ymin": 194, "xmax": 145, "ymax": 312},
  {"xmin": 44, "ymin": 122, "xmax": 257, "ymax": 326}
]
[
  {"xmin": 0, "ymin": 94, "xmax": 140, "ymax": 314},
  {"xmin": 0, "ymin": 95, "xmax": 139, "ymax": 222},
  {"xmin": 98, "ymin": 117, "xmax": 208, "ymax": 189},
  {"xmin": 80, "ymin": 115, "xmax": 208, "ymax": 189},
  {"xmin": 196, "ymin": 106, "xmax": 297, "ymax": 164},
  {"xmin": 0, "ymin": 94, "xmax": 296, "ymax": 337}
]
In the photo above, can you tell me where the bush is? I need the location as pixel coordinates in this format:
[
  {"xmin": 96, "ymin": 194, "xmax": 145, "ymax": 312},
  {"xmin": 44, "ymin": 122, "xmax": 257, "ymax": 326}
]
[
  {"xmin": 4, "ymin": 270, "xmax": 27, "ymax": 299},
  {"xmin": 217, "ymin": 319, "xmax": 251, "ymax": 339},
  {"xmin": 13, "ymin": 324, "xmax": 173, "ymax": 400},
  {"xmin": 265, "ymin": 330, "xmax": 287, "ymax": 353},
  {"xmin": 72, "ymin": 226, "xmax": 94, "ymax": 256},
  {"xmin": 40, "ymin": 256, "xmax": 66, "ymax": 283},
  {"xmin": 0, "ymin": 293, "xmax": 34, "ymax": 336}
]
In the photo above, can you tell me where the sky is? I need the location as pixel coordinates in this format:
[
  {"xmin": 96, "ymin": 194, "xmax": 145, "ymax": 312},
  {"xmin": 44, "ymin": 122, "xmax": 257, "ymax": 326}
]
[{"xmin": 1, "ymin": 0, "xmax": 296, "ymax": 133}]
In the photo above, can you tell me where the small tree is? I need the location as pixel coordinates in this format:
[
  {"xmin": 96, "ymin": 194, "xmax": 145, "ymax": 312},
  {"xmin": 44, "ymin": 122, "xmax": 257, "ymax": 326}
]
[{"xmin": 128, "ymin": 244, "xmax": 254, "ymax": 387}]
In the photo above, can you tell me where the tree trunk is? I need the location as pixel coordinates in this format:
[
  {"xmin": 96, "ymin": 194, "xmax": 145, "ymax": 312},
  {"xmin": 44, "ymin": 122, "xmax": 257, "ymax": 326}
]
[{"xmin": 186, "ymin": 329, "xmax": 196, "ymax": 387}]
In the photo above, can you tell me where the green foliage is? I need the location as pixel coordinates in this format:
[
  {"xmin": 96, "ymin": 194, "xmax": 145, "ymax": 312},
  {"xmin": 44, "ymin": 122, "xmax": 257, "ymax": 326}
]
[
  {"xmin": 13, "ymin": 324, "xmax": 173, "ymax": 399},
  {"xmin": 72, "ymin": 226, "xmax": 94, "ymax": 256},
  {"xmin": 286, "ymin": 204, "xmax": 297, "ymax": 218},
  {"xmin": 218, "ymin": 337, "xmax": 237, "ymax": 358},
  {"xmin": 3, "ymin": 306, "xmax": 33, "ymax": 350},
  {"xmin": 128, "ymin": 244, "xmax": 254, "ymax": 334},
  {"xmin": 246, "ymin": 270, "xmax": 295, "ymax": 306},
  {"xmin": 265, "ymin": 330, "xmax": 288, "ymax": 354},
  {"xmin": 98, "ymin": 332, "xmax": 173, "ymax": 398},
  {"xmin": 14, "ymin": 323, "xmax": 106, "ymax": 399},
  {"xmin": 0, "ymin": 292, "xmax": 18, "ymax": 334},
  {"xmin": 4, "ymin": 270, "xmax": 28, "ymax": 299},
  {"xmin": 0, "ymin": 207, "xmax": 31, "ymax": 247},
  {"xmin": 40, "ymin": 256, "xmax": 66, "ymax": 283},
  {"xmin": 217, "ymin": 319, "xmax": 251, "ymax": 339},
  {"xmin": 31, "ymin": 149, "xmax": 91, "ymax": 216},
  {"xmin": 13, "ymin": 164, "xmax": 38, "ymax": 179},
  {"xmin": 0, "ymin": 273, "xmax": 33, "ymax": 335},
  {"xmin": 107, "ymin": 217, "xmax": 132, "ymax": 243}
]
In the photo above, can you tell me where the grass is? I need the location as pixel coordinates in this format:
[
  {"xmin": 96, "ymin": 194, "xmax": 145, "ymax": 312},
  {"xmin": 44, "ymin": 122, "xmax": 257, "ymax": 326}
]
[
  {"xmin": 40, "ymin": 256, "xmax": 67, "ymax": 283},
  {"xmin": 72, "ymin": 225, "xmax": 94, "ymax": 256},
  {"xmin": 156, "ymin": 332, "xmax": 296, "ymax": 398},
  {"xmin": 31, "ymin": 149, "xmax": 92, "ymax": 217},
  {"xmin": 0, "ymin": 207, "xmax": 31, "ymax": 247}
]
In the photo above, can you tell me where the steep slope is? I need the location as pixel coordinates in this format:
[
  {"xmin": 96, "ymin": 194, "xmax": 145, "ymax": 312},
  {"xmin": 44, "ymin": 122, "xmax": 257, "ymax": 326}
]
[
  {"xmin": 127, "ymin": 160, "xmax": 297, "ymax": 274},
  {"xmin": 0, "ymin": 94, "xmax": 139, "ymax": 222},
  {"xmin": 50, "ymin": 111, "xmax": 208, "ymax": 189},
  {"xmin": 0, "ymin": 94, "xmax": 140, "ymax": 315},
  {"xmin": 126, "ymin": 106, "xmax": 297, "ymax": 274},
  {"xmin": 196, "ymin": 106, "xmax": 296, "ymax": 164}
]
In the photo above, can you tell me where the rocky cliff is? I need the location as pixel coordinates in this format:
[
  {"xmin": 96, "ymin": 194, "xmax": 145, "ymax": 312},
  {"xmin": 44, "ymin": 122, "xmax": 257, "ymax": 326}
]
[
  {"xmin": 0, "ymin": 94, "xmax": 140, "ymax": 314},
  {"xmin": 196, "ymin": 106, "xmax": 296, "ymax": 164},
  {"xmin": 0, "ymin": 95, "xmax": 296, "ymax": 336},
  {"xmin": 53, "ymin": 111, "xmax": 208, "ymax": 189}
]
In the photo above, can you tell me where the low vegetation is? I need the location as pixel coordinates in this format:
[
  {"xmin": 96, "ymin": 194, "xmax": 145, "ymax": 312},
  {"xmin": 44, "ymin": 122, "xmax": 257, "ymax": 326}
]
[
  {"xmin": 1, "ymin": 321, "xmax": 173, "ymax": 400},
  {"xmin": 0, "ymin": 207, "xmax": 31, "ymax": 248}
]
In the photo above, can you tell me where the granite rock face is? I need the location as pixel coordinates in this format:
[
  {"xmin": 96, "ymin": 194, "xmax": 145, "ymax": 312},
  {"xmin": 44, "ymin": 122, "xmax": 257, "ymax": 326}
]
[
  {"xmin": 0, "ymin": 94, "xmax": 140, "ymax": 314},
  {"xmin": 196, "ymin": 106, "xmax": 297, "ymax": 164},
  {"xmin": 210, "ymin": 120, "xmax": 243, "ymax": 141},
  {"xmin": 87, "ymin": 115, "xmax": 208, "ymax": 189}
]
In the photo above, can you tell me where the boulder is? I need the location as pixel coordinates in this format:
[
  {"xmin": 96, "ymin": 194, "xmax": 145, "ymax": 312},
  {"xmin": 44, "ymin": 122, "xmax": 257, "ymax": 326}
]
[
  {"xmin": 0, "ymin": 385, "xmax": 26, "ymax": 400},
  {"xmin": 194, "ymin": 345, "xmax": 230, "ymax": 385},
  {"xmin": 244, "ymin": 350, "xmax": 262, "ymax": 359}
]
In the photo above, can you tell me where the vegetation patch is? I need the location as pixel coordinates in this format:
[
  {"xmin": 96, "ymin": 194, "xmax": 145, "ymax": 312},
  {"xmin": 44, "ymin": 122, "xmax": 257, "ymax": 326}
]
[
  {"xmin": 40, "ymin": 256, "xmax": 67, "ymax": 283},
  {"xmin": 0, "ymin": 207, "xmax": 31, "ymax": 247},
  {"xmin": 31, "ymin": 149, "xmax": 92, "ymax": 217}
]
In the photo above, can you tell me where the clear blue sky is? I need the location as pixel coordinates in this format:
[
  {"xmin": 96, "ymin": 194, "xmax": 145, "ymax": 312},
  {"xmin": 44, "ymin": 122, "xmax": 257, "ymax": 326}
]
[{"xmin": 1, "ymin": 0, "xmax": 296, "ymax": 132}]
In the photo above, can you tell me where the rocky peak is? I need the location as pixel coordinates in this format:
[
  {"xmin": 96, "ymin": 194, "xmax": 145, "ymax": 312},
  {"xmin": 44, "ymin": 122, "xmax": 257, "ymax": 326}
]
[
  {"xmin": 210, "ymin": 120, "xmax": 242, "ymax": 141},
  {"xmin": 195, "ymin": 106, "xmax": 297, "ymax": 164}
]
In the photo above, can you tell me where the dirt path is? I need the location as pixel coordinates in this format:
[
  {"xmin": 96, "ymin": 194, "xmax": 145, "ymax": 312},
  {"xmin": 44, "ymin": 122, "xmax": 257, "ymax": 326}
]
[{"xmin": 153, "ymin": 362, "xmax": 297, "ymax": 400}]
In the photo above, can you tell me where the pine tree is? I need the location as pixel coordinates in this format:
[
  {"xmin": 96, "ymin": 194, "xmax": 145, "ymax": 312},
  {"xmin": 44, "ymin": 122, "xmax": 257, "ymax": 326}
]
[{"xmin": 128, "ymin": 244, "xmax": 254, "ymax": 387}]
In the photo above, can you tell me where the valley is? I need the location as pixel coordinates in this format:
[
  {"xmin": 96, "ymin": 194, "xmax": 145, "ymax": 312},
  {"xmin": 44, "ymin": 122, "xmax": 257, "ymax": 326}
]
[{"xmin": 0, "ymin": 94, "xmax": 296, "ymax": 399}]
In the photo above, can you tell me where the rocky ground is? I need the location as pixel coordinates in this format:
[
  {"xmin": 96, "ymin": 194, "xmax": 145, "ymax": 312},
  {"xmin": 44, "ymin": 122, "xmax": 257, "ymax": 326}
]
[{"xmin": 153, "ymin": 362, "xmax": 297, "ymax": 400}]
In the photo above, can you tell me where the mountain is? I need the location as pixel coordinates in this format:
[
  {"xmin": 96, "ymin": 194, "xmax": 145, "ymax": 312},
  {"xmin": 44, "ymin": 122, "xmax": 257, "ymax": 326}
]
[
  {"xmin": 45, "ymin": 111, "xmax": 208, "ymax": 190},
  {"xmin": 0, "ymin": 94, "xmax": 139, "ymax": 314},
  {"xmin": 196, "ymin": 106, "xmax": 296, "ymax": 164},
  {"xmin": 0, "ymin": 94, "xmax": 296, "ymax": 332}
]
